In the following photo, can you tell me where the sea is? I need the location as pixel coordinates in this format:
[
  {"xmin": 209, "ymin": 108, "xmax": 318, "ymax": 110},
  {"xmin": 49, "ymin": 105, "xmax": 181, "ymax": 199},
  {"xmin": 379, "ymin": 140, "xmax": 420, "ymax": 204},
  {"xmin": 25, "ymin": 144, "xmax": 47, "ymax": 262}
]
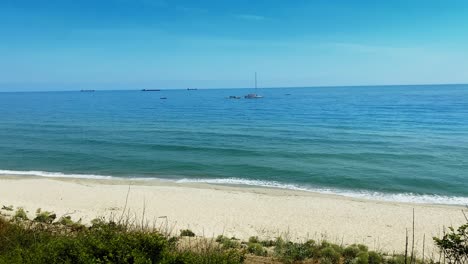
[{"xmin": 0, "ymin": 85, "xmax": 467, "ymax": 205}]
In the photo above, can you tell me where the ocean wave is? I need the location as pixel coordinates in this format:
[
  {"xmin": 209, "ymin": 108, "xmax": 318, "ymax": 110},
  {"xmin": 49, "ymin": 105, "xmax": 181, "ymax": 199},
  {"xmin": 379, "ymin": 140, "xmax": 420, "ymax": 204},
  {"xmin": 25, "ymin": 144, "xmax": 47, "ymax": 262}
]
[
  {"xmin": 176, "ymin": 178, "xmax": 468, "ymax": 205},
  {"xmin": 0, "ymin": 170, "xmax": 115, "ymax": 180},
  {"xmin": 1, "ymin": 170, "xmax": 467, "ymax": 205},
  {"xmin": 0, "ymin": 169, "xmax": 169, "ymax": 182}
]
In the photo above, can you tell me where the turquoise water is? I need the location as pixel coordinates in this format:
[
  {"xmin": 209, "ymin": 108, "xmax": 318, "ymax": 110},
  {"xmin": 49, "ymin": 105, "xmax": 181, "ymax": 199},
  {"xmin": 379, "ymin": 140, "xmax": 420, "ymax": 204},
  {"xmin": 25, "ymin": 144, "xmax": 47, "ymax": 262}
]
[{"xmin": 1, "ymin": 85, "xmax": 467, "ymax": 204}]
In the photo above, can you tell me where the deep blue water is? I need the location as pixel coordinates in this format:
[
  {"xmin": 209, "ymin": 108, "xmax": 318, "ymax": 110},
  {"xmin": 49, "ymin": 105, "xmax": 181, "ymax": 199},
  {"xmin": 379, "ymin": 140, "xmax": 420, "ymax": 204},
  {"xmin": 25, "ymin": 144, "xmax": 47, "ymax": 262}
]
[{"xmin": 1, "ymin": 85, "xmax": 467, "ymax": 204}]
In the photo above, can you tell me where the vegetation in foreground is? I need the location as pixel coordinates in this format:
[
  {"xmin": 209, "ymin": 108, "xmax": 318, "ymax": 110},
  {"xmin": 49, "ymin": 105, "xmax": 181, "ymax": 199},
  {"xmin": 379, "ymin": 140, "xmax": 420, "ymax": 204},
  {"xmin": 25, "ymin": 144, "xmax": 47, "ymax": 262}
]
[
  {"xmin": 0, "ymin": 208, "xmax": 244, "ymax": 264},
  {"xmin": 0, "ymin": 206, "xmax": 466, "ymax": 264}
]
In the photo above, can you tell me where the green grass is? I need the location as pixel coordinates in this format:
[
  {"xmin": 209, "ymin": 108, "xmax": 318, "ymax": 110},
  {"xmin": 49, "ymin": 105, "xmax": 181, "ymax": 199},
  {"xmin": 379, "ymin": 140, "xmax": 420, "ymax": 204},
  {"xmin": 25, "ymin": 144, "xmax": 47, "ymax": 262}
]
[
  {"xmin": 0, "ymin": 211, "xmax": 244, "ymax": 264},
  {"xmin": 0, "ymin": 206, "xmax": 465, "ymax": 264}
]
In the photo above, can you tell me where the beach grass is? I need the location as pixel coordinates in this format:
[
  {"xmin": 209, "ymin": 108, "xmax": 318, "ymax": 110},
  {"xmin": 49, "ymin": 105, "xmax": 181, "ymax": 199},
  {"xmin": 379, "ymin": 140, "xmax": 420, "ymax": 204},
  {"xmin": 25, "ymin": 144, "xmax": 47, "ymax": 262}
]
[
  {"xmin": 1, "ymin": 206, "xmax": 465, "ymax": 264},
  {"xmin": 0, "ymin": 209, "xmax": 244, "ymax": 264}
]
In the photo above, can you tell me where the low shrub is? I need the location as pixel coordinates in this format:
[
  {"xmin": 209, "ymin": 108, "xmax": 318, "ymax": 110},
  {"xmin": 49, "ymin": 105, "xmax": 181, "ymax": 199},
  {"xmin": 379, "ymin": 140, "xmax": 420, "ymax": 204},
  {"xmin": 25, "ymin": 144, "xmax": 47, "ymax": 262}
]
[
  {"xmin": 344, "ymin": 244, "xmax": 361, "ymax": 261},
  {"xmin": 216, "ymin": 235, "xmax": 241, "ymax": 249},
  {"xmin": 274, "ymin": 237, "xmax": 316, "ymax": 263},
  {"xmin": 433, "ymin": 223, "xmax": 468, "ymax": 264},
  {"xmin": 247, "ymin": 242, "xmax": 267, "ymax": 256},
  {"xmin": 321, "ymin": 246, "xmax": 341, "ymax": 264},
  {"xmin": 13, "ymin": 208, "xmax": 28, "ymax": 221},
  {"xmin": 368, "ymin": 251, "xmax": 383, "ymax": 264},
  {"xmin": 248, "ymin": 236, "xmax": 260, "ymax": 243},
  {"xmin": 33, "ymin": 208, "xmax": 56, "ymax": 224},
  {"xmin": 180, "ymin": 229, "xmax": 196, "ymax": 237}
]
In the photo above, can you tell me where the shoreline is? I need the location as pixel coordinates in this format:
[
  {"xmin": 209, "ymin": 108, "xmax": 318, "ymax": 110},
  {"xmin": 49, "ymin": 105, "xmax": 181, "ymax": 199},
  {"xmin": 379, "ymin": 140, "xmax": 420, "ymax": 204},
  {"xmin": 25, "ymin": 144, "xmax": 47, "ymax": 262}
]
[
  {"xmin": 1, "ymin": 170, "xmax": 466, "ymax": 206},
  {"xmin": 0, "ymin": 174, "xmax": 466, "ymax": 254}
]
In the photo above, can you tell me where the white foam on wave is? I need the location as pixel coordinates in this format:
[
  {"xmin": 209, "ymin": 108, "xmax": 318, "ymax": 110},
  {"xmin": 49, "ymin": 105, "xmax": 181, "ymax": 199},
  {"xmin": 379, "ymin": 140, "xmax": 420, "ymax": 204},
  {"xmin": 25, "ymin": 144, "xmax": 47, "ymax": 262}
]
[
  {"xmin": 1, "ymin": 170, "xmax": 467, "ymax": 205},
  {"xmin": 0, "ymin": 169, "xmax": 170, "ymax": 182},
  {"xmin": 0, "ymin": 169, "xmax": 115, "ymax": 180},
  {"xmin": 176, "ymin": 177, "xmax": 468, "ymax": 206}
]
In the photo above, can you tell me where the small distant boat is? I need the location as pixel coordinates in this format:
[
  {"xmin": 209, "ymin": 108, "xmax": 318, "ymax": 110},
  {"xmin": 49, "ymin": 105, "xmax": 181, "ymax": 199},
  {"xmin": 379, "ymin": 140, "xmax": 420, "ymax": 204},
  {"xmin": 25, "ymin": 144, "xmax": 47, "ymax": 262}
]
[
  {"xmin": 244, "ymin": 93, "xmax": 263, "ymax": 99},
  {"xmin": 160, "ymin": 97, "xmax": 167, "ymax": 99},
  {"xmin": 244, "ymin": 72, "xmax": 263, "ymax": 99},
  {"xmin": 187, "ymin": 88, "xmax": 198, "ymax": 90},
  {"xmin": 80, "ymin": 89, "xmax": 95, "ymax": 92},
  {"xmin": 142, "ymin": 89, "xmax": 160, "ymax": 92},
  {"xmin": 229, "ymin": 96, "xmax": 241, "ymax": 99},
  {"xmin": 285, "ymin": 93, "xmax": 291, "ymax": 96}
]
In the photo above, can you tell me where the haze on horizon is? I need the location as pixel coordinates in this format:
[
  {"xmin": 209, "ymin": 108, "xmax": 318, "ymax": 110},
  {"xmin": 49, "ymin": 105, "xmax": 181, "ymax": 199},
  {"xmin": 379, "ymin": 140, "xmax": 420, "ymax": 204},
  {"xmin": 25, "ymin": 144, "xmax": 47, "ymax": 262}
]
[{"xmin": 1, "ymin": 0, "xmax": 468, "ymax": 92}]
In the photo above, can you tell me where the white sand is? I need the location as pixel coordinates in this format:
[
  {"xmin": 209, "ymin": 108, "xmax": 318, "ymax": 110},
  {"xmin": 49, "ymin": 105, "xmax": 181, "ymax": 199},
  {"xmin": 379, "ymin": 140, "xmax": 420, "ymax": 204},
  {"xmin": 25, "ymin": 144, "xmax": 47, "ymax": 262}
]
[{"xmin": 0, "ymin": 175, "xmax": 465, "ymax": 255}]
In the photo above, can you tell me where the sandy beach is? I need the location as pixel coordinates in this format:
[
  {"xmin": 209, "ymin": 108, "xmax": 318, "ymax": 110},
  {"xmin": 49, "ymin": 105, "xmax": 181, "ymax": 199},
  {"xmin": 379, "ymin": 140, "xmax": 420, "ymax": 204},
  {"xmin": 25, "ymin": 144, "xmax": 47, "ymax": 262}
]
[{"xmin": 0, "ymin": 175, "xmax": 465, "ymax": 255}]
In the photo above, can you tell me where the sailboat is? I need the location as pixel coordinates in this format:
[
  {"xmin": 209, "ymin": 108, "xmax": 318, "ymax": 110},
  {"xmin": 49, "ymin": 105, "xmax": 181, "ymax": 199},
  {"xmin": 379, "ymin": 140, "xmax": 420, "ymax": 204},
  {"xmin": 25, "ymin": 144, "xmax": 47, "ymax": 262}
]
[{"xmin": 244, "ymin": 72, "xmax": 263, "ymax": 99}]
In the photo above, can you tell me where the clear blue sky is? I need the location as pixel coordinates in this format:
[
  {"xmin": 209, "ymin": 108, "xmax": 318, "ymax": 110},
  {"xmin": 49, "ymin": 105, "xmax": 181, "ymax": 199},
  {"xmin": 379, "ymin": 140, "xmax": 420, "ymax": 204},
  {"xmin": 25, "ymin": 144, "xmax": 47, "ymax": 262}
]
[{"xmin": 1, "ymin": 0, "xmax": 468, "ymax": 91}]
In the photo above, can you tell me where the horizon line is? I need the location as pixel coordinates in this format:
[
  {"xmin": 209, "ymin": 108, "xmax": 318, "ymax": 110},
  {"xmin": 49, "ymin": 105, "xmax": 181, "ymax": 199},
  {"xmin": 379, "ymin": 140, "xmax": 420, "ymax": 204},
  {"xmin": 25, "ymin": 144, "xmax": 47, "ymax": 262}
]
[{"xmin": 0, "ymin": 82, "xmax": 467, "ymax": 93}]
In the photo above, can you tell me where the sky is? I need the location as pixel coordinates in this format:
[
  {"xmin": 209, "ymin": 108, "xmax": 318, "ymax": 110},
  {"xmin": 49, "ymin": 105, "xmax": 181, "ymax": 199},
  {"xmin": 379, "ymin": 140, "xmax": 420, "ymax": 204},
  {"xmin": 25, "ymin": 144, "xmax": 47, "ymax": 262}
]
[{"xmin": 1, "ymin": 0, "xmax": 468, "ymax": 91}]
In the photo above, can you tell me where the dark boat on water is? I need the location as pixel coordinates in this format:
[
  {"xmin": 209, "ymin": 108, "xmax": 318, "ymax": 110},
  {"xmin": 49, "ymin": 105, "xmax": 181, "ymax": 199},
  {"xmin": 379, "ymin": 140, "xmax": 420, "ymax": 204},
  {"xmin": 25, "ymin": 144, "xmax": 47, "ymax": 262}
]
[
  {"xmin": 80, "ymin": 89, "xmax": 95, "ymax": 92},
  {"xmin": 187, "ymin": 88, "xmax": 198, "ymax": 90},
  {"xmin": 142, "ymin": 89, "xmax": 161, "ymax": 92}
]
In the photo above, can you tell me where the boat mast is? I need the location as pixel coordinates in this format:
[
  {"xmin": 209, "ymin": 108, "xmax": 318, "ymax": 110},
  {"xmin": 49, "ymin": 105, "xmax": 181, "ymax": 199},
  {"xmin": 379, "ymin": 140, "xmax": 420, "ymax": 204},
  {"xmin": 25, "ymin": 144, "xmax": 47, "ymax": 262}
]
[{"xmin": 255, "ymin": 72, "xmax": 257, "ymax": 91}]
